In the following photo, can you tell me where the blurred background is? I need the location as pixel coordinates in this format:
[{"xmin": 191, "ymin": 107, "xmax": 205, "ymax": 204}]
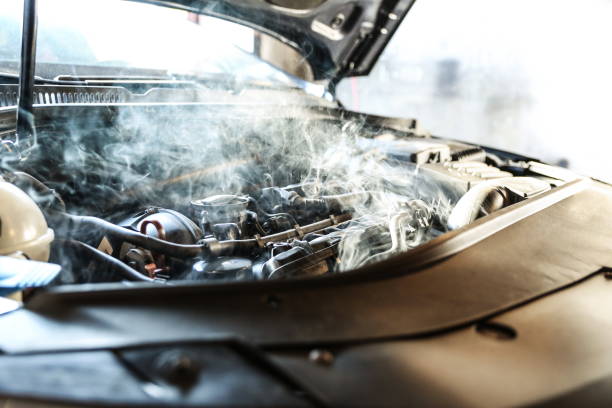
[{"xmin": 336, "ymin": 0, "xmax": 612, "ymax": 182}]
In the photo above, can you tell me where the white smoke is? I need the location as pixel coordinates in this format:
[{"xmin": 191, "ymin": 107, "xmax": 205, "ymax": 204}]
[{"xmin": 4, "ymin": 100, "xmax": 454, "ymax": 276}]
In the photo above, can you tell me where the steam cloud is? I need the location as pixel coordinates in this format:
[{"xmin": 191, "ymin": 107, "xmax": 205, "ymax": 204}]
[{"xmin": 5, "ymin": 101, "xmax": 453, "ymax": 275}]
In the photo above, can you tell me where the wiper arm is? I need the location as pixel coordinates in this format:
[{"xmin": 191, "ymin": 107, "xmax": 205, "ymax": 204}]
[
  {"xmin": 0, "ymin": 72, "xmax": 200, "ymax": 96},
  {"xmin": 54, "ymin": 75, "xmax": 197, "ymax": 89},
  {"xmin": 55, "ymin": 75, "xmax": 174, "ymax": 82},
  {"xmin": 0, "ymin": 72, "xmax": 84, "ymax": 85},
  {"xmin": 0, "ymin": 72, "xmax": 198, "ymax": 88}
]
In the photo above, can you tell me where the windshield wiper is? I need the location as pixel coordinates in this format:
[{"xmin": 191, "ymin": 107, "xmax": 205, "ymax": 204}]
[
  {"xmin": 0, "ymin": 71, "xmax": 84, "ymax": 86},
  {"xmin": 55, "ymin": 75, "xmax": 173, "ymax": 82},
  {"xmin": 0, "ymin": 72, "xmax": 201, "ymax": 95},
  {"xmin": 1, "ymin": 71, "xmax": 198, "ymax": 87},
  {"xmin": 55, "ymin": 75, "xmax": 190, "ymax": 85},
  {"xmin": 54, "ymin": 75, "xmax": 199, "ymax": 93}
]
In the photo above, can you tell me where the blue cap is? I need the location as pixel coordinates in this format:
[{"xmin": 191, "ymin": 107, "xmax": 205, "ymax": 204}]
[{"xmin": 0, "ymin": 256, "xmax": 61, "ymax": 296}]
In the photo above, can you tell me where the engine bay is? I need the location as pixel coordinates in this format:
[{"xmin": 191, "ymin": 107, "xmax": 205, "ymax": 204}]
[{"xmin": 0, "ymin": 105, "xmax": 569, "ymax": 288}]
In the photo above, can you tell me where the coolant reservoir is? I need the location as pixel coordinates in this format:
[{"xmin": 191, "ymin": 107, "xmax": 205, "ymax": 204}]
[{"xmin": 0, "ymin": 181, "xmax": 54, "ymax": 261}]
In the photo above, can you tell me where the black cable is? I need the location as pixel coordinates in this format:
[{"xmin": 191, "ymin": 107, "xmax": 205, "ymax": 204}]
[
  {"xmin": 59, "ymin": 240, "xmax": 156, "ymax": 283},
  {"xmin": 51, "ymin": 212, "xmax": 206, "ymax": 258}
]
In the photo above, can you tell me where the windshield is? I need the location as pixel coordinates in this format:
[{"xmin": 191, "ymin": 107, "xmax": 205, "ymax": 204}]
[{"xmin": 0, "ymin": 0, "xmax": 302, "ymax": 87}]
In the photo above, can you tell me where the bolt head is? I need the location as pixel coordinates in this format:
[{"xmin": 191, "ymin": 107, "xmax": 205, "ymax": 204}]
[
  {"xmin": 309, "ymin": 349, "xmax": 334, "ymax": 366},
  {"xmin": 155, "ymin": 350, "xmax": 200, "ymax": 387}
]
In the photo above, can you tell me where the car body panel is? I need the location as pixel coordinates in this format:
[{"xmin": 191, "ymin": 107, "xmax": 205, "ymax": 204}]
[
  {"xmin": 0, "ymin": 175, "xmax": 610, "ymax": 355},
  {"xmin": 0, "ymin": 180, "xmax": 611, "ymax": 406}
]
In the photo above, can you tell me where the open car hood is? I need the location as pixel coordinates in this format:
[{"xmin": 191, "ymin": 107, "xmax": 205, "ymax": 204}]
[{"xmin": 133, "ymin": 0, "xmax": 416, "ymax": 81}]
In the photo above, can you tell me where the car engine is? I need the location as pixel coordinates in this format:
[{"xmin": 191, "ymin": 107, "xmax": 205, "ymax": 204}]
[{"xmin": 0, "ymin": 111, "xmax": 563, "ymax": 287}]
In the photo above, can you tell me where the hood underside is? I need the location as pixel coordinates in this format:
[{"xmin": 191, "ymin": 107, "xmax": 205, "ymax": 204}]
[{"xmin": 133, "ymin": 0, "xmax": 416, "ymax": 81}]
